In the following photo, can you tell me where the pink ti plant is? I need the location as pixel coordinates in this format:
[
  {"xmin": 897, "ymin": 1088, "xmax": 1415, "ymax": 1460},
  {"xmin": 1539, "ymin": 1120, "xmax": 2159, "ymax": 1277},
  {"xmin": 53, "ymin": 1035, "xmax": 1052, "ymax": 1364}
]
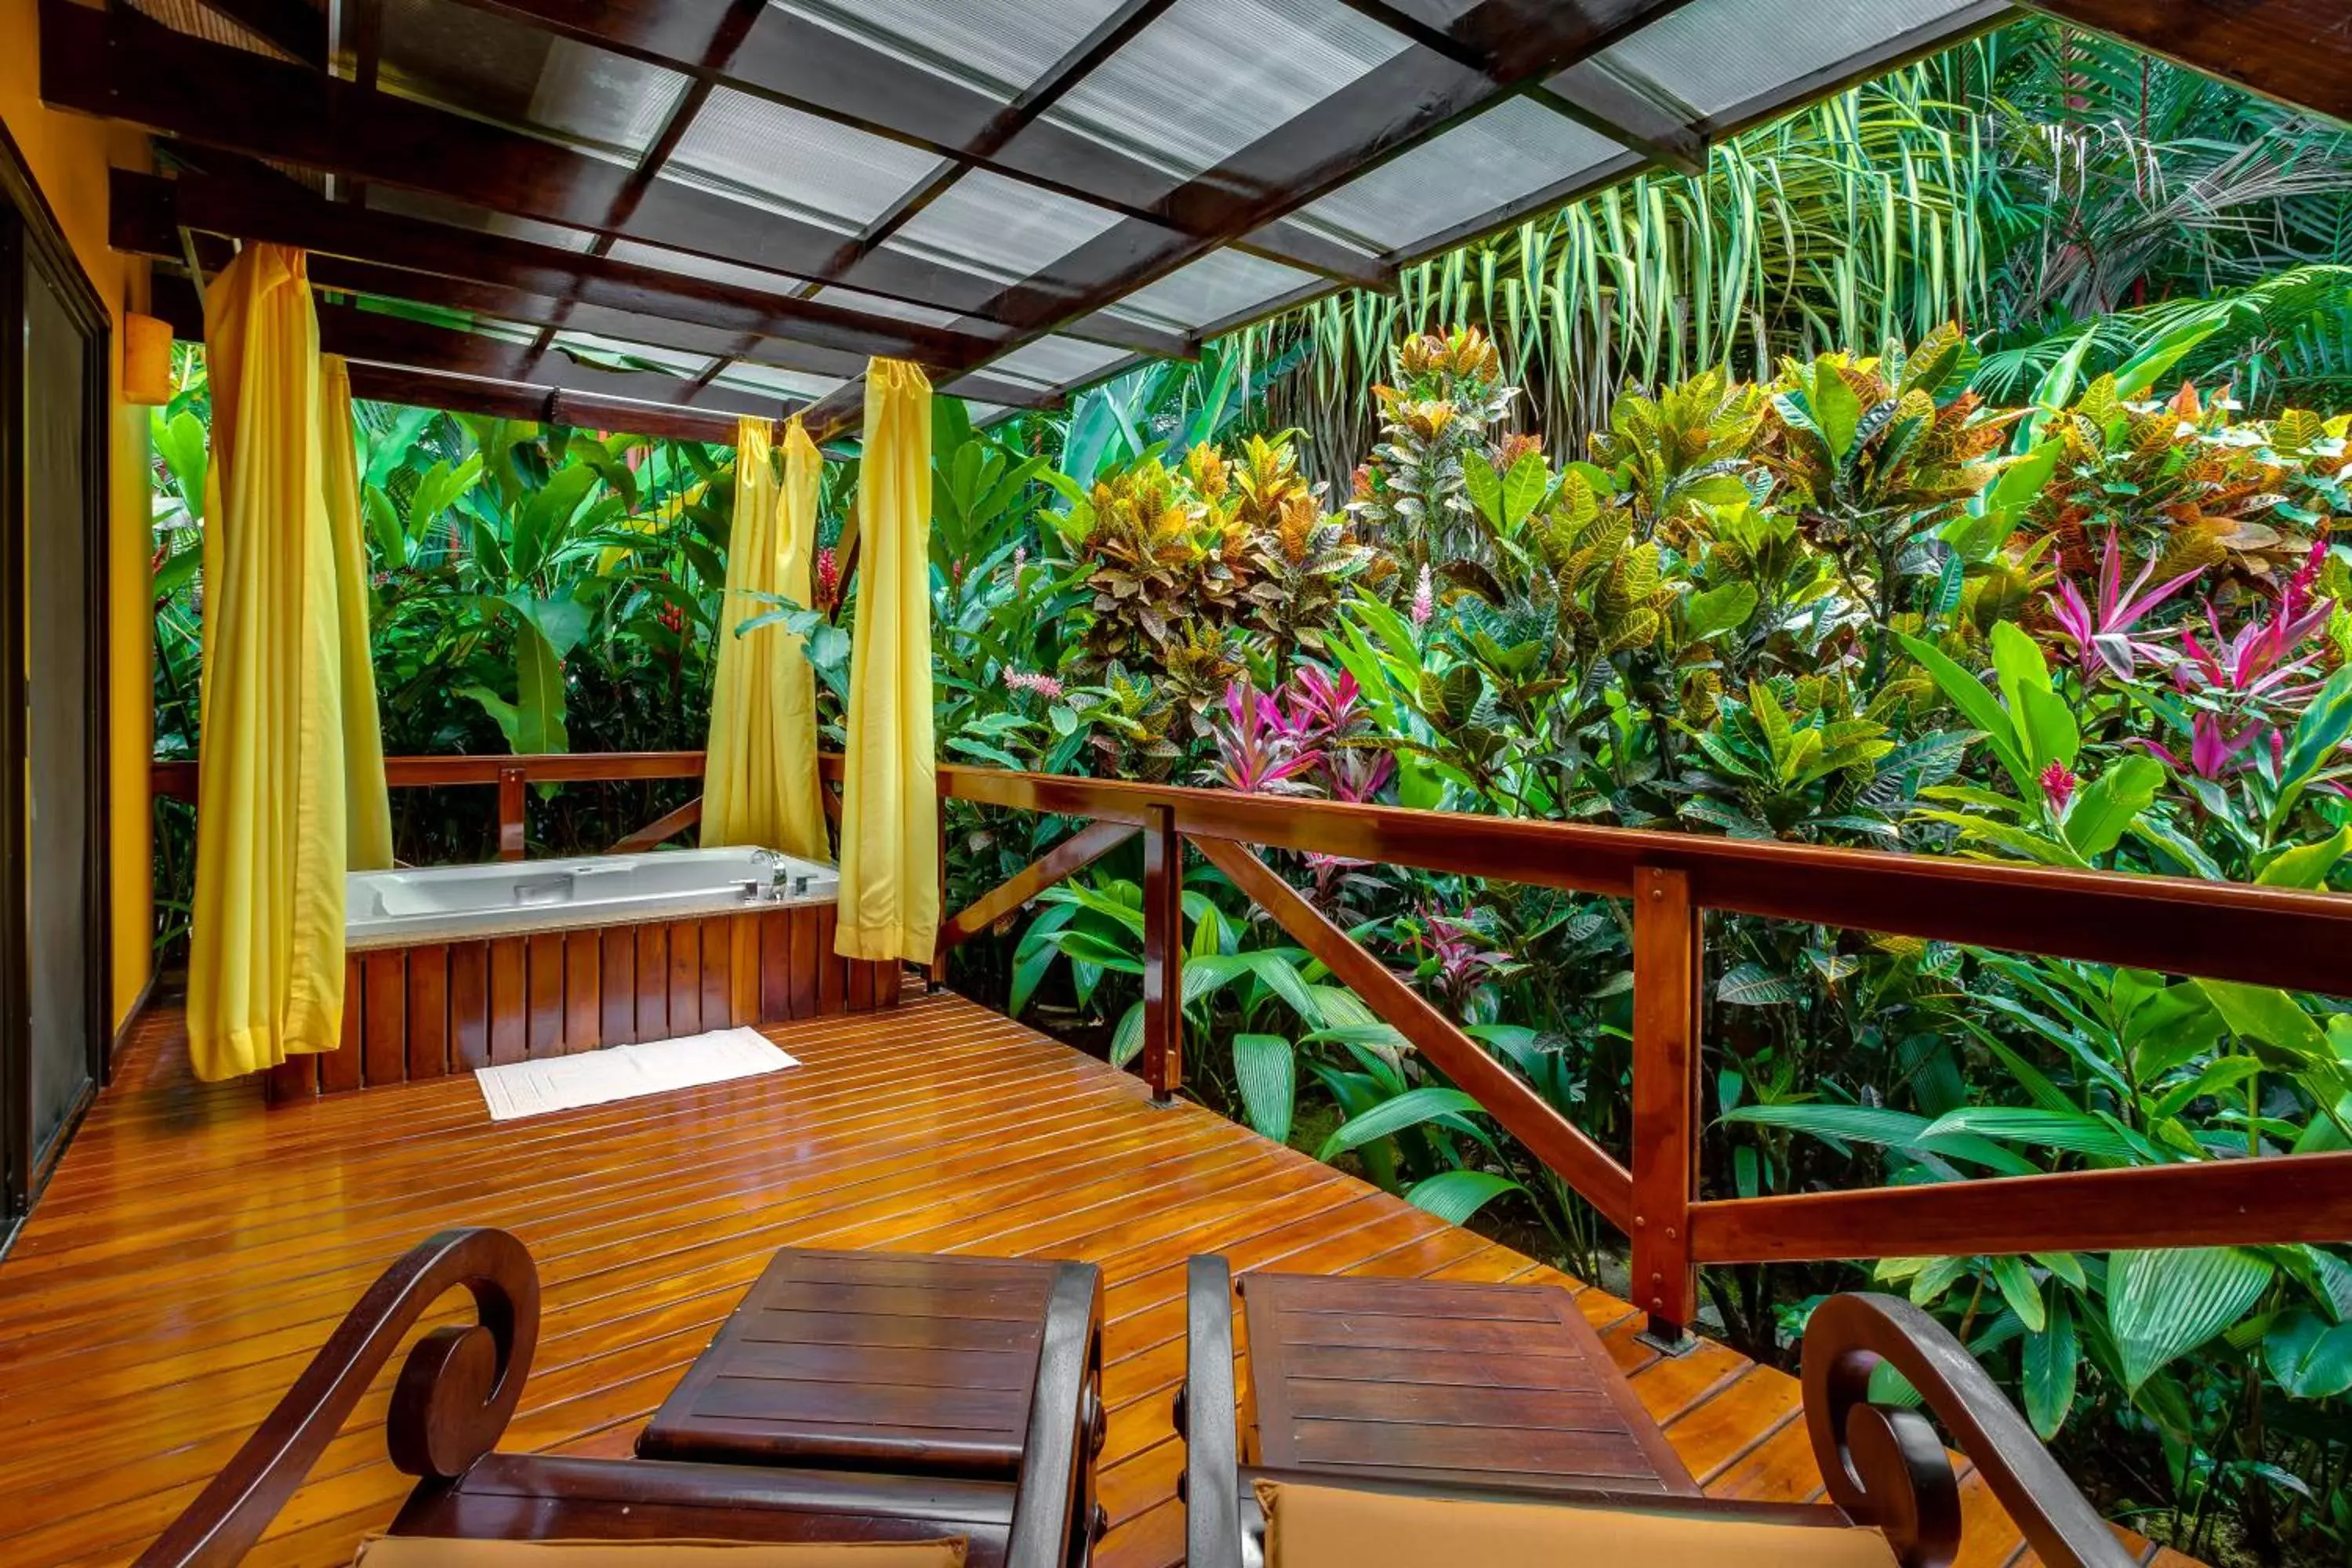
[
  {"xmin": 1406, "ymin": 905, "xmax": 1517, "ymax": 1016},
  {"xmin": 2140, "ymin": 541, "xmax": 2338, "ymax": 781},
  {"xmin": 1206, "ymin": 680, "xmax": 1324, "ymax": 796},
  {"xmin": 2043, "ymin": 531, "xmax": 2203, "ymax": 681}
]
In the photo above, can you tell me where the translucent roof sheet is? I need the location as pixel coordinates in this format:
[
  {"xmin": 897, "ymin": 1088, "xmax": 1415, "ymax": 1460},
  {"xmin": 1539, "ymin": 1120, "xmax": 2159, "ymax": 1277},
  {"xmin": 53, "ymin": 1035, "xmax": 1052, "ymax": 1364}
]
[
  {"xmin": 713, "ymin": 361, "xmax": 846, "ymax": 401},
  {"xmin": 1296, "ymin": 98, "xmax": 1624, "ymax": 256},
  {"xmin": 666, "ymin": 88, "xmax": 945, "ymax": 232},
  {"xmin": 981, "ymin": 336, "xmax": 1134, "ymax": 390},
  {"xmin": 1109, "ymin": 249, "xmax": 1318, "ymax": 333},
  {"xmin": 808, "ymin": 285, "xmax": 965, "ymax": 329},
  {"xmin": 366, "ymin": 187, "xmax": 600, "ymax": 252},
  {"xmin": 1045, "ymin": 0, "xmax": 1410, "ymax": 179},
  {"xmin": 606, "ymin": 238, "xmax": 811, "ymax": 294},
  {"xmin": 775, "ymin": 0, "xmax": 1134, "ymax": 102},
  {"xmin": 552, "ymin": 331, "xmax": 713, "ymax": 377},
  {"xmin": 1592, "ymin": 0, "xmax": 1993, "ymax": 123},
  {"xmin": 147, "ymin": 0, "xmax": 2026, "ymax": 416},
  {"xmin": 379, "ymin": 0, "xmax": 685, "ymax": 163},
  {"xmin": 882, "ymin": 169, "xmax": 1126, "ymax": 285}
]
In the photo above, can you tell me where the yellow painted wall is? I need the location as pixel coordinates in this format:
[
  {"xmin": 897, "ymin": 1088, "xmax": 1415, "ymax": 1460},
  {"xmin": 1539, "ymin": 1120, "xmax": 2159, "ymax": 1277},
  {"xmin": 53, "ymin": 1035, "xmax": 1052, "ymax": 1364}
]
[{"xmin": 0, "ymin": 0, "xmax": 154, "ymax": 1029}]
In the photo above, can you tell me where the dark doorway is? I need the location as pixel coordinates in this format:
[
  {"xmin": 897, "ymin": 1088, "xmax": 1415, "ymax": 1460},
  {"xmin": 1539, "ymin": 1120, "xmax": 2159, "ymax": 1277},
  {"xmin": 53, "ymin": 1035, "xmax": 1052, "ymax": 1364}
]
[{"xmin": 0, "ymin": 129, "xmax": 112, "ymax": 1240}]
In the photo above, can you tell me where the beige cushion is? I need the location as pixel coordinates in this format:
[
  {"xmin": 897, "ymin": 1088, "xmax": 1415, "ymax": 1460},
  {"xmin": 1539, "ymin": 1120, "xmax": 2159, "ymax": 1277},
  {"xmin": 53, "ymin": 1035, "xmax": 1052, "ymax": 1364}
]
[
  {"xmin": 1255, "ymin": 1479, "xmax": 1900, "ymax": 1568},
  {"xmin": 353, "ymin": 1537, "xmax": 965, "ymax": 1568}
]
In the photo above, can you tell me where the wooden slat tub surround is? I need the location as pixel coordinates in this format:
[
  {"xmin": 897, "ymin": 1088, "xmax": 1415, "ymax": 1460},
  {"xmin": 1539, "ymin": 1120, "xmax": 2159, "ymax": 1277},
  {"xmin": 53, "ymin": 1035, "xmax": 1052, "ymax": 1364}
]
[
  {"xmin": 0, "ymin": 991, "xmax": 2159, "ymax": 1568},
  {"xmin": 263, "ymin": 906, "xmax": 896, "ymax": 1102}
]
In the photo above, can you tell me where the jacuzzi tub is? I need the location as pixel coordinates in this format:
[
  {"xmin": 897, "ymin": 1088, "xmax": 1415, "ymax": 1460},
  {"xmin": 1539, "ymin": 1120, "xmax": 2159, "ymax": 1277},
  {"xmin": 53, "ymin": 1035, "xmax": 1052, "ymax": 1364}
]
[{"xmin": 347, "ymin": 847, "xmax": 839, "ymax": 949}]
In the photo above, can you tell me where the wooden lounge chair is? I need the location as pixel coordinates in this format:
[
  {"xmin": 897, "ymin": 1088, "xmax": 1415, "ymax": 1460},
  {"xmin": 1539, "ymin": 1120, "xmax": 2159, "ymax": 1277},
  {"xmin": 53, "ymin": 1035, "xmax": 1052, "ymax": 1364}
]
[
  {"xmin": 1177, "ymin": 1255, "xmax": 2136, "ymax": 1568},
  {"xmin": 136, "ymin": 1229, "xmax": 1102, "ymax": 1568}
]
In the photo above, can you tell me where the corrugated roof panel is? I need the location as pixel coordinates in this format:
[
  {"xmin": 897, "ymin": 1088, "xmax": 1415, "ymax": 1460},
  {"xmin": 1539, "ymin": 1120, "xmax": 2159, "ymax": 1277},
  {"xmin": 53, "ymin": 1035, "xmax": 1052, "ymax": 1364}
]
[
  {"xmin": 981, "ymin": 335, "xmax": 1135, "ymax": 389},
  {"xmin": 777, "ymin": 0, "xmax": 1132, "ymax": 100},
  {"xmin": 1295, "ymin": 98, "xmax": 1624, "ymax": 256},
  {"xmin": 1593, "ymin": 0, "xmax": 1991, "ymax": 123},
  {"xmin": 666, "ymin": 87, "xmax": 946, "ymax": 230},
  {"xmin": 883, "ymin": 169, "xmax": 1127, "ymax": 284},
  {"xmin": 1045, "ymin": 0, "xmax": 1410, "ymax": 180},
  {"xmin": 379, "ymin": 0, "xmax": 686, "ymax": 162},
  {"xmin": 1109, "ymin": 249, "xmax": 1318, "ymax": 332}
]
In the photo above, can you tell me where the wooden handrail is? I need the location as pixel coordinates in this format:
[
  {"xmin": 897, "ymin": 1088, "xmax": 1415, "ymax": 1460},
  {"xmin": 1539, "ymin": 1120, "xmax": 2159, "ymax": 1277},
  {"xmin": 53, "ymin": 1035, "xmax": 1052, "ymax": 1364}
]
[{"xmin": 152, "ymin": 749, "xmax": 2352, "ymax": 1332}]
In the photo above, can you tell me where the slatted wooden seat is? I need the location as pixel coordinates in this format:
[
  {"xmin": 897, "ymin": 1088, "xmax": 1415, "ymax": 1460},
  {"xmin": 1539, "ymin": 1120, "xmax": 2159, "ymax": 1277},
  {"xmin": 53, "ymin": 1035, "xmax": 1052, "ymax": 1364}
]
[
  {"xmin": 134, "ymin": 1229, "xmax": 1104, "ymax": 1568},
  {"xmin": 1179, "ymin": 1256, "xmax": 2138, "ymax": 1568}
]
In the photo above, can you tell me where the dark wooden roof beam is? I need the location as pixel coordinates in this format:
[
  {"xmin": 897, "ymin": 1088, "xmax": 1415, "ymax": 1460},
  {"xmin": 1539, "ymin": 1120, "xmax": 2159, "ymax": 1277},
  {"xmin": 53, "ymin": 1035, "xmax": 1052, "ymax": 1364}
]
[
  {"xmin": 447, "ymin": 0, "xmax": 1392, "ymax": 292},
  {"xmin": 2020, "ymin": 0, "xmax": 2350, "ymax": 127},
  {"xmin": 41, "ymin": 0, "xmax": 1045, "ymax": 332},
  {"xmin": 1538, "ymin": 60, "xmax": 1708, "ymax": 178},
  {"xmin": 980, "ymin": 0, "xmax": 1703, "ymax": 336},
  {"xmin": 109, "ymin": 166, "xmax": 1009, "ymax": 371},
  {"xmin": 190, "ymin": 0, "xmax": 328, "ymax": 67}
]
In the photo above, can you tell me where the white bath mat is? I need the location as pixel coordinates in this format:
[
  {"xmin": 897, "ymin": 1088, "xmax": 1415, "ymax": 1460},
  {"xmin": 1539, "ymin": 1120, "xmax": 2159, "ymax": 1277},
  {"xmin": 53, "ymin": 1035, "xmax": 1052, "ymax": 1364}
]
[{"xmin": 475, "ymin": 1028, "xmax": 799, "ymax": 1122}]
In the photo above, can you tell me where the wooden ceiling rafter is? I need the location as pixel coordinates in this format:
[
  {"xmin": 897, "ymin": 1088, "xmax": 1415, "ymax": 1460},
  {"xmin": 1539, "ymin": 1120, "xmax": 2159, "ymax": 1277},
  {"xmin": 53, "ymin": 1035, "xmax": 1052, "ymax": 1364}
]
[
  {"xmin": 956, "ymin": 0, "xmax": 1700, "ymax": 388},
  {"xmin": 447, "ymin": 0, "xmax": 1395, "ymax": 293},
  {"xmin": 109, "ymin": 165, "xmax": 1005, "ymax": 366},
  {"xmin": 2020, "ymin": 0, "xmax": 2351, "ymax": 128},
  {"xmin": 182, "ymin": 0, "xmax": 327, "ymax": 67},
  {"xmin": 132, "ymin": 195, "xmax": 1061, "ymax": 413},
  {"xmin": 41, "ymin": 0, "xmax": 1114, "ymax": 347}
]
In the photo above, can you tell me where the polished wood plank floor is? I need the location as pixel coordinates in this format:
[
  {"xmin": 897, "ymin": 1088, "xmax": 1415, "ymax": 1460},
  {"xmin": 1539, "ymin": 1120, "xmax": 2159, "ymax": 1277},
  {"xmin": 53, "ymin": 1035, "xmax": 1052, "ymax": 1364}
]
[{"xmin": 0, "ymin": 985, "xmax": 2183, "ymax": 1567}]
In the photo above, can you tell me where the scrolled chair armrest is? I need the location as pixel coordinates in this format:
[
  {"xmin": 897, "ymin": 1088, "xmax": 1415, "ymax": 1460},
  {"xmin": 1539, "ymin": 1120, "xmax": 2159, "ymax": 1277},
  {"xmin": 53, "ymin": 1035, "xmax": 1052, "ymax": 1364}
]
[
  {"xmin": 1803, "ymin": 1292, "xmax": 2136, "ymax": 1568},
  {"xmin": 1176, "ymin": 1255, "xmax": 1243, "ymax": 1568},
  {"xmin": 136, "ymin": 1227, "xmax": 539, "ymax": 1568}
]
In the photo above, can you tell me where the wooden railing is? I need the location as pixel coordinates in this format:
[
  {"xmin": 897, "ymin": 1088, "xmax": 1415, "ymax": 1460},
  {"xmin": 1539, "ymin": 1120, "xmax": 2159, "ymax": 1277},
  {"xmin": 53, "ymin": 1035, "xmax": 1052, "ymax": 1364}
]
[
  {"xmin": 151, "ymin": 753, "xmax": 709, "ymax": 860},
  {"xmin": 154, "ymin": 749, "xmax": 2352, "ymax": 1337}
]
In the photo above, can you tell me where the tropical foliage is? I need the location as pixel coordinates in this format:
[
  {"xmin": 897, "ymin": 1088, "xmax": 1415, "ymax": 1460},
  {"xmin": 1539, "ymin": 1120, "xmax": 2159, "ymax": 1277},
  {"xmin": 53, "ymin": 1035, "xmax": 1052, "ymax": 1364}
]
[{"xmin": 142, "ymin": 17, "xmax": 2352, "ymax": 1563}]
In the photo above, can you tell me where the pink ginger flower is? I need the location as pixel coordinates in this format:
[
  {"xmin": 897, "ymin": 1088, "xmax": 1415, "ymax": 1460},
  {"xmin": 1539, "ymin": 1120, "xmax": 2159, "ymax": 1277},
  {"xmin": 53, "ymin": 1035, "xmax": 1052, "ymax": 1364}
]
[
  {"xmin": 2039, "ymin": 760, "xmax": 2078, "ymax": 814},
  {"xmin": 1410, "ymin": 563, "xmax": 1434, "ymax": 626},
  {"xmin": 1003, "ymin": 668, "xmax": 1065, "ymax": 702},
  {"xmin": 814, "ymin": 546, "xmax": 840, "ymax": 612}
]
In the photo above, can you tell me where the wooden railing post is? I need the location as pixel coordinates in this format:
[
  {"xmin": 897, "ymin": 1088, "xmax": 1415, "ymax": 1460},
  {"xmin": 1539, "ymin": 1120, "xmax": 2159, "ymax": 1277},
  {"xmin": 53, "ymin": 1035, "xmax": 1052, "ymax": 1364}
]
[
  {"xmin": 495, "ymin": 766, "xmax": 527, "ymax": 862},
  {"xmin": 1631, "ymin": 865, "xmax": 1703, "ymax": 1347},
  {"xmin": 1141, "ymin": 805, "xmax": 1182, "ymax": 1102}
]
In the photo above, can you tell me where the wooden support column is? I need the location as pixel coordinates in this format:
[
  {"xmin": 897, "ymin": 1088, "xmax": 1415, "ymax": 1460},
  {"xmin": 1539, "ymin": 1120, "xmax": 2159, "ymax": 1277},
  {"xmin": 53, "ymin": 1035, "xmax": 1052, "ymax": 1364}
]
[
  {"xmin": 1140, "ymin": 805, "xmax": 1182, "ymax": 1102},
  {"xmin": 1631, "ymin": 865, "xmax": 1703, "ymax": 1345},
  {"xmin": 495, "ymin": 766, "xmax": 527, "ymax": 862}
]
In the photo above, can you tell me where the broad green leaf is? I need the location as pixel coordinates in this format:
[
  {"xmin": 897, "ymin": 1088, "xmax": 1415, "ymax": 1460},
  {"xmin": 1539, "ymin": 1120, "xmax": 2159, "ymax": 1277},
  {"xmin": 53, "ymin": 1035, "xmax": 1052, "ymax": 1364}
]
[
  {"xmin": 2256, "ymin": 826, "xmax": 2352, "ymax": 890},
  {"xmin": 1717, "ymin": 962, "xmax": 1798, "ymax": 1006},
  {"xmin": 1109, "ymin": 1000, "xmax": 1144, "ymax": 1067},
  {"xmin": 2199, "ymin": 982, "xmax": 2332, "ymax": 1073},
  {"xmin": 2266, "ymin": 1309, "xmax": 2352, "ymax": 1399},
  {"xmin": 1231, "ymin": 1034, "xmax": 1296, "ymax": 1145},
  {"xmin": 1989, "ymin": 1254, "xmax": 2047, "ymax": 1333},
  {"xmin": 1682, "ymin": 581, "xmax": 1759, "ymax": 644},
  {"xmin": 1247, "ymin": 952, "xmax": 1327, "ymax": 1029},
  {"xmin": 1405, "ymin": 1169, "xmax": 1526, "ymax": 1225},
  {"xmin": 2022, "ymin": 1292, "xmax": 2079, "ymax": 1439},
  {"xmin": 2278, "ymin": 668, "xmax": 2352, "ymax": 808},
  {"xmin": 1500, "ymin": 451, "xmax": 1551, "ymax": 528},
  {"xmin": 2107, "ymin": 1247, "xmax": 2274, "ymax": 1392},
  {"xmin": 1461, "ymin": 452, "xmax": 1504, "ymax": 526},
  {"xmin": 1990, "ymin": 622, "xmax": 2077, "ymax": 772},
  {"xmin": 1811, "ymin": 360, "xmax": 1863, "ymax": 460},
  {"xmin": 2062, "ymin": 756, "xmax": 2163, "ymax": 858},
  {"xmin": 1317, "ymin": 1087, "xmax": 1488, "ymax": 1162},
  {"xmin": 1919, "ymin": 1107, "xmax": 2143, "ymax": 1162},
  {"xmin": 1898, "ymin": 633, "xmax": 2033, "ymax": 795}
]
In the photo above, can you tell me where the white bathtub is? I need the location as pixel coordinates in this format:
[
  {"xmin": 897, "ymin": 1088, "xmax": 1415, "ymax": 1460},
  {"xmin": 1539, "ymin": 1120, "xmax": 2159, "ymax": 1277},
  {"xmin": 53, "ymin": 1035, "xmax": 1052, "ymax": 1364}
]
[{"xmin": 347, "ymin": 847, "xmax": 838, "ymax": 949}]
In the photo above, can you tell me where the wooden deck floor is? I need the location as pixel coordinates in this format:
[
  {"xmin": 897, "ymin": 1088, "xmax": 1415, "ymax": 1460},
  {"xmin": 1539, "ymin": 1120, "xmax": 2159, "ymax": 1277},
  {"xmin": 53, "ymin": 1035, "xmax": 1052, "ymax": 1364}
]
[{"xmin": 0, "ymin": 985, "xmax": 2177, "ymax": 1567}]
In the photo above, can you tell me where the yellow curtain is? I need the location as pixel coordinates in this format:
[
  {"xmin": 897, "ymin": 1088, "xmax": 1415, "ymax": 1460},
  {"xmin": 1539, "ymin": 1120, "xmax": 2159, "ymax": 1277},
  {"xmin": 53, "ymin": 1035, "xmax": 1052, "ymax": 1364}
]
[
  {"xmin": 321, "ymin": 355, "xmax": 394, "ymax": 872},
  {"xmin": 835, "ymin": 360, "xmax": 938, "ymax": 964},
  {"xmin": 702, "ymin": 416, "xmax": 826, "ymax": 859},
  {"xmin": 188, "ymin": 245, "xmax": 349, "ymax": 1081}
]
